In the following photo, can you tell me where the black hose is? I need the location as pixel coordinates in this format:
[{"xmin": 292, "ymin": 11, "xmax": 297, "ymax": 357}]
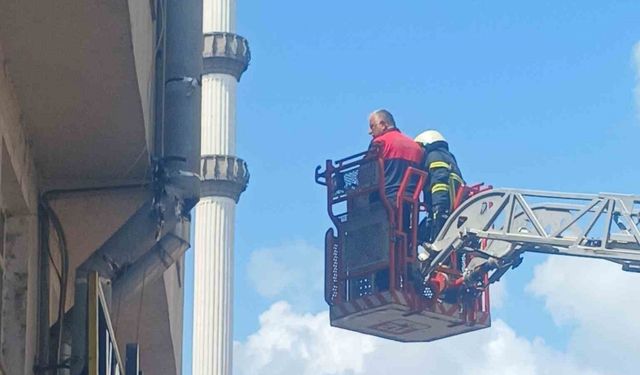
[{"xmin": 40, "ymin": 198, "xmax": 68, "ymax": 374}]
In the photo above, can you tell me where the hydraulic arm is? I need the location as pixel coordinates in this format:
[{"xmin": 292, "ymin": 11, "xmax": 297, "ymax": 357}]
[{"xmin": 424, "ymin": 189, "xmax": 640, "ymax": 285}]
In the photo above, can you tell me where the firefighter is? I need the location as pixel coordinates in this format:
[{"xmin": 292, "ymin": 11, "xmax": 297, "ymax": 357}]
[{"xmin": 414, "ymin": 130, "xmax": 465, "ymax": 247}]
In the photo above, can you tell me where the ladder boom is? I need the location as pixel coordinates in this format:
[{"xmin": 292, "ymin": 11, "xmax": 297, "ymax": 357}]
[{"xmin": 425, "ymin": 189, "xmax": 640, "ymax": 280}]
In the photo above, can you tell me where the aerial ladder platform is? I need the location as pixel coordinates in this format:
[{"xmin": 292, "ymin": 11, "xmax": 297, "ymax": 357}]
[{"xmin": 315, "ymin": 150, "xmax": 640, "ymax": 342}]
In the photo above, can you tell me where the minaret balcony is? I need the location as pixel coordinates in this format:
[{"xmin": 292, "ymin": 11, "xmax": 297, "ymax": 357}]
[
  {"xmin": 200, "ymin": 155, "xmax": 249, "ymax": 202},
  {"xmin": 203, "ymin": 32, "xmax": 251, "ymax": 81}
]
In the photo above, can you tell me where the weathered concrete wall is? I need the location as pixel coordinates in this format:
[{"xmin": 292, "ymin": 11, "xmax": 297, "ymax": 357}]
[
  {"xmin": 0, "ymin": 40, "xmax": 40, "ymax": 375},
  {"xmin": 111, "ymin": 267, "xmax": 183, "ymax": 375},
  {"xmin": 0, "ymin": 0, "xmax": 150, "ymax": 190},
  {"xmin": 128, "ymin": 0, "xmax": 155, "ymax": 155},
  {"xmin": 1, "ymin": 216, "xmax": 37, "ymax": 375},
  {"xmin": 0, "ymin": 42, "xmax": 37, "ymax": 214}
]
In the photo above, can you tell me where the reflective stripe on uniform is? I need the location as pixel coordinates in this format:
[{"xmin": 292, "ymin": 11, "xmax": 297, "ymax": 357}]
[
  {"xmin": 429, "ymin": 161, "xmax": 451, "ymax": 170},
  {"xmin": 431, "ymin": 183, "xmax": 449, "ymax": 193},
  {"xmin": 450, "ymin": 173, "xmax": 464, "ymax": 184}
]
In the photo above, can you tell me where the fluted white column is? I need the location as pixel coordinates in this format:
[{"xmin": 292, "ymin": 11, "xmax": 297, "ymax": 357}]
[
  {"xmin": 203, "ymin": 0, "xmax": 235, "ymax": 33},
  {"xmin": 193, "ymin": 197, "xmax": 236, "ymax": 375},
  {"xmin": 201, "ymin": 74, "xmax": 237, "ymax": 155},
  {"xmin": 194, "ymin": 0, "xmax": 248, "ymax": 374}
]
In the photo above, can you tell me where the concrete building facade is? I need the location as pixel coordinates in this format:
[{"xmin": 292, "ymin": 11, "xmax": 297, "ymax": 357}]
[{"xmin": 0, "ymin": 1, "xmax": 204, "ymax": 374}]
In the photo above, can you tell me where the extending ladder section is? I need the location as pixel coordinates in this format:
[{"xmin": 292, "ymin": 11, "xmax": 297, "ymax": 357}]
[{"xmin": 425, "ymin": 189, "xmax": 640, "ymax": 283}]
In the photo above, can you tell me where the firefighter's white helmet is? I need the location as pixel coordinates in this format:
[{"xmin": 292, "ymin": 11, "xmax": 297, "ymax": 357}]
[{"xmin": 414, "ymin": 130, "xmax": 446, "ymax": 146}]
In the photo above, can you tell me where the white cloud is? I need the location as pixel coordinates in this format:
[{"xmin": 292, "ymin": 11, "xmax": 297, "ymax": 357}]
[
  {"xmin": 527, "ymin": 256, "xmax": 640, "ymax": 375},
  {"xmin": 235, "ymin": 301, "xmax": 608, "ymax": 375},
  {"xmin": 241, "ymin": 243, "xmax": 639, "ymax": 375},
  {"xmin": 634, "ymin": 41, "xmax": 640, "ymax": 118},
  {"xmin": 489, "ymin": 278, "xmax": 507, "ymax": 309},
  {"xmin": 247, "ymin": 241, "xmax": 325, "ymax": 310},
  {"xmin": 234, "ymin": 301, "xmax": 375, "ymax": 375}
]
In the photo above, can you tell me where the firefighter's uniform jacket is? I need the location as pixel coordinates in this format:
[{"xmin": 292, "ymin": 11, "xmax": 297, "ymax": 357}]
[
  {"xmin": 420, "ymin": 140, "xmax": 464, "ymax": 242},
  {"xmin": 423, "ymin": 140, "xmax": 464, "ymax": 211}
]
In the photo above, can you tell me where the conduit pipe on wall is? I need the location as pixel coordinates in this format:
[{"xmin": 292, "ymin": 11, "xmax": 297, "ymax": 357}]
[{"xmin": 69, "ymin": 0, "xmax": 202, "ymax": 373}]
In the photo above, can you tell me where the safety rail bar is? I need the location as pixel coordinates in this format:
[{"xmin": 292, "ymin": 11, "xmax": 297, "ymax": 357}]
[
  {"xmin": 316, "ymin": 150, "xmax": 426, "ymax": 303},
  {"xmin": 315, "ymin": 149, "xmax": 396, "ymax": 230},
  {"xmin": 394, "ymin": 167, "xmax": 428, "ymax": 286}
]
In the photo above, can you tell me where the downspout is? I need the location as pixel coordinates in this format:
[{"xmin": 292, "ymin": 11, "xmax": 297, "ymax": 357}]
[
  {"xmin": 69, "ymin": 0, "xmax": 202, "ymax": 373},
  {"xmin": 35, "ymin": 206, "xmax": 50, "ymax": 373}
]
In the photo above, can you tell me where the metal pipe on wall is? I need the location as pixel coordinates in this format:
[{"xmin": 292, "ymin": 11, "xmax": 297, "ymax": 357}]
[
  {"xmin": 35, "ymin": 207, "xmax": 50, "ymax": 373},
  {"xmin": 69, "ymin": 0, "xmax": 203, "ymax": 372}
]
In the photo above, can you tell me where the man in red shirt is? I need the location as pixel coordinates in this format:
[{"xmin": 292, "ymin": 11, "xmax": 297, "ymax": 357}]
[
  {"xmin": 368, "ymin": 109, "xmax": 424, "ymax": 203},
  {"xmin": 365, "ymin": 110, "xmax": 424, "ymax": 293}
]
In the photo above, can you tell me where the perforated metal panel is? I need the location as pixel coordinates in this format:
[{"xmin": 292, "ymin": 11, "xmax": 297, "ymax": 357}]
[
  {"xmin": 343, "ymin": 204, "xmax": 390, "ymax": 273},
  {"xmin": 332, "ymin": 159, "xmax": 378, "ymax": 199},
  {"xmin": 344, "ymin": 223, "xmax": 388, "ymax": 271}
]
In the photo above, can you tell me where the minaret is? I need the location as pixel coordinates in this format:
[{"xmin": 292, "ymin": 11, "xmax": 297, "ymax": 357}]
[{"xmin": 193, "ymin": 0, "xmax": 250, "ymax": 374}]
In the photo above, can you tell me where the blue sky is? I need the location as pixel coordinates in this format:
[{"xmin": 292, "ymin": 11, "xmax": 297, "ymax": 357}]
[{"xmin": 184, "ymin": 2, "xmax": 640, "ymax": 374}]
